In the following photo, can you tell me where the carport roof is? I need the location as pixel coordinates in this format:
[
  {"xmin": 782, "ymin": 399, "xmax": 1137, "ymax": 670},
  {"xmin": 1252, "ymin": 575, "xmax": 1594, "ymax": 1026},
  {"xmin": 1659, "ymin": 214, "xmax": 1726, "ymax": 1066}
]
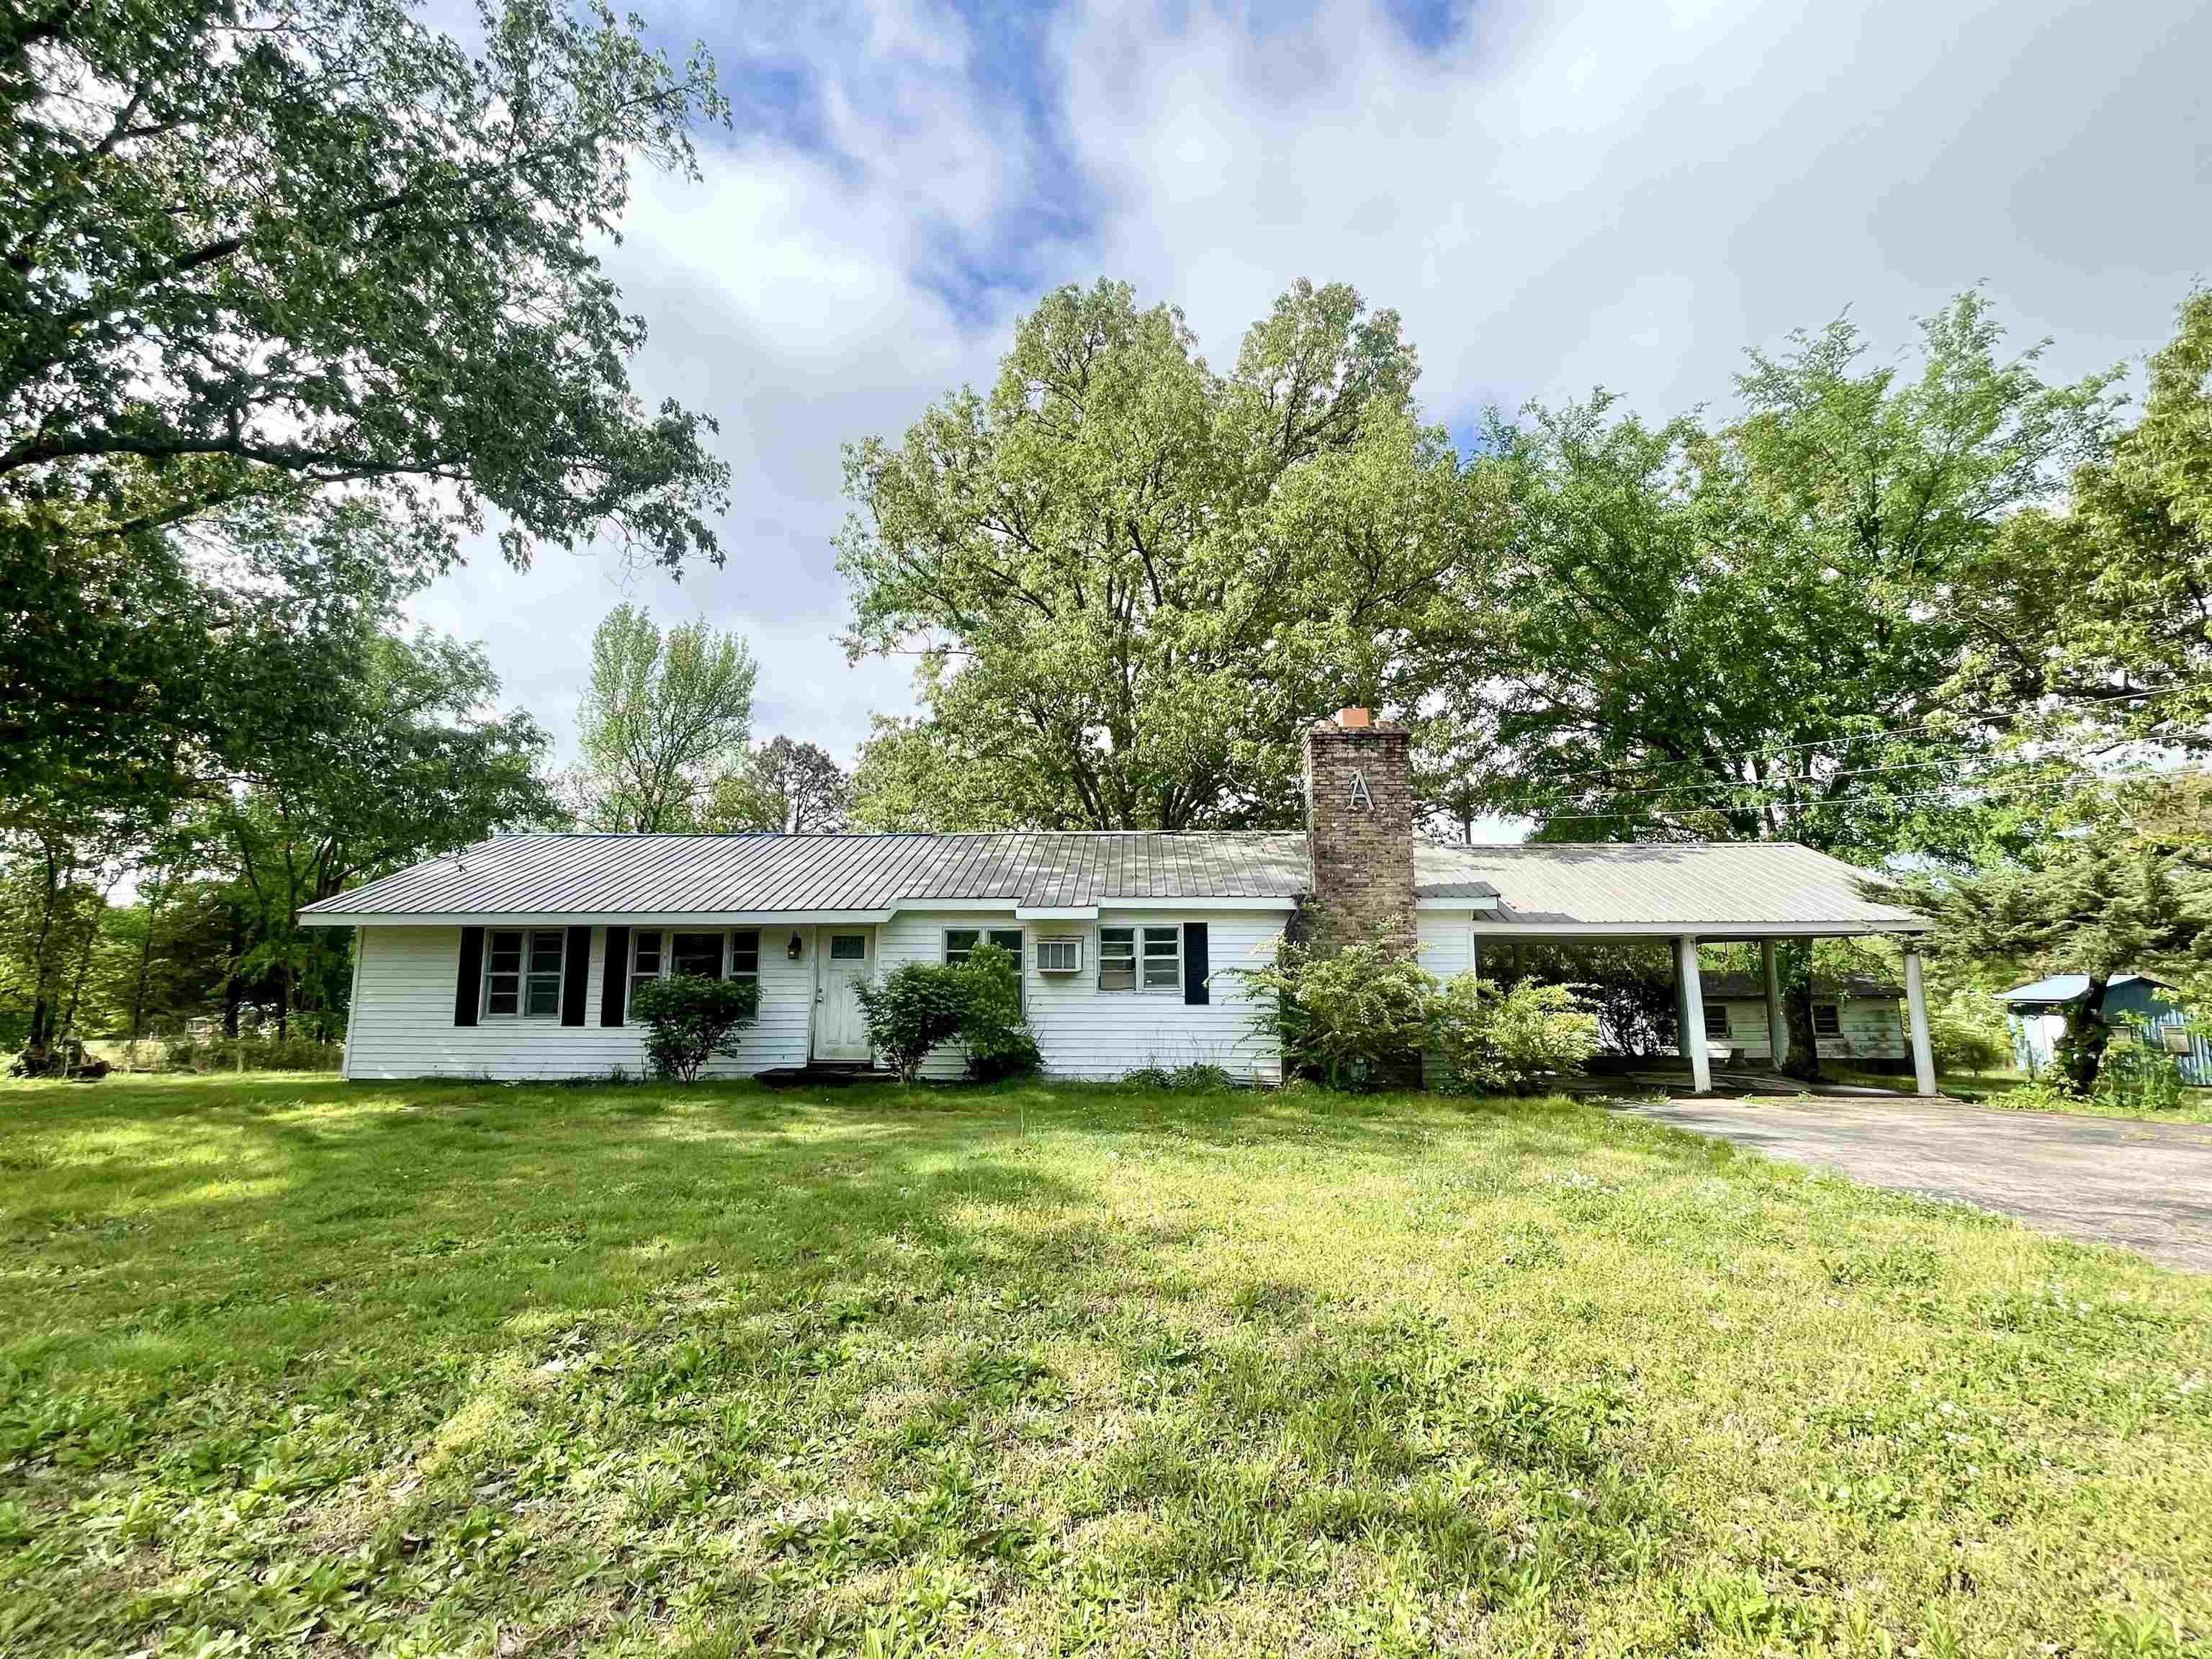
[{"xmin": 1418, "ymin": 840, "xmax": 1927, "ymax": 936}]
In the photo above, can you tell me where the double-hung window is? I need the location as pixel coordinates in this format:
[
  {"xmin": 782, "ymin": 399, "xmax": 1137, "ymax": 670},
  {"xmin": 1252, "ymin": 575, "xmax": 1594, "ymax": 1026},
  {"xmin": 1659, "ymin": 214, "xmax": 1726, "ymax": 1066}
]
[
  {"xmin": 1098, "ymin": 925, "xmax": 1179, "ymax": 992},
  {"xmin": 944, "ymin": 928, "xmax": 1024, "ymax": 969},
  {"xmin": 629, "ymin": 927, "xmax": 761, "ymax": 1015},
  {"xmin": 485, "ymin": 928, "xmax": 564, "ymax": 1018}
]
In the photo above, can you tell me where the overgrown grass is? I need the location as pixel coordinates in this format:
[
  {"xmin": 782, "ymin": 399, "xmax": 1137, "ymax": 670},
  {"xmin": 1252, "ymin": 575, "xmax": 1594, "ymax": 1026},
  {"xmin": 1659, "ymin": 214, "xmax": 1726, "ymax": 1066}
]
[{"xmin": 3, "ymin": 1074, "xmax": 2208, "ymax": 1656}]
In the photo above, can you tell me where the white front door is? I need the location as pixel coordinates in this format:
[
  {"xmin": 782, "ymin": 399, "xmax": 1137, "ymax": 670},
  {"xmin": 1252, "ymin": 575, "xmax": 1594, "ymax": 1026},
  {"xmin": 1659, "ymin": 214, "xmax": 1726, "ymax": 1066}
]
[{"xmin": 814, "ymin": 930, "xmax": 873, "ymax": 1061}]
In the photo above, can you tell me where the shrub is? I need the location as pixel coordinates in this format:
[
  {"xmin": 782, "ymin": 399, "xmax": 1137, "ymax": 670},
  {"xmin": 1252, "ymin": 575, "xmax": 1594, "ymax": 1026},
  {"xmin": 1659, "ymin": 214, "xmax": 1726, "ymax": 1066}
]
[
  {"xmin": 856, "ymin": 946, "xmax": 1043, "ymax": 1084},
  {"xmin": 1238, "ymin": 938, "xmax": 1437, "ymax": 1090},
  {"xmin": 1119, "ymin": 1061, "xmax": 1238, "ymax": 1092},
  {"xmin": 950, "ymin": 941, "xmax": 1041, "ymax": 1083},
  {"xmin": 630, "ymin": 974, "xmax": 761, "ymax": 1084},
  {"xmin": 854, "ymin": 962, "xmax": 969, "ymax": 1084},
  {"xmin": 1429, "ymin": 976, "xmax": 1600, "ymax": 1094},
  {"xmin": 1927, "ymin": 989, "xmax": 2009, "ymax": 1074}
]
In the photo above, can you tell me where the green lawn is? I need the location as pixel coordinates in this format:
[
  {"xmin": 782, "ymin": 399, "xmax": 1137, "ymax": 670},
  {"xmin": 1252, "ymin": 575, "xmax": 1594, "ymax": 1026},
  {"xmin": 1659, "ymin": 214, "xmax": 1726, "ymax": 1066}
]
[
  {"xmin": 1830, "ymin": 1065, "xmax": 2212, "ymax": 1123},
  {"xmin": 3, "ymin": 1076, "xmax": 2208, "ymax": 1657}
]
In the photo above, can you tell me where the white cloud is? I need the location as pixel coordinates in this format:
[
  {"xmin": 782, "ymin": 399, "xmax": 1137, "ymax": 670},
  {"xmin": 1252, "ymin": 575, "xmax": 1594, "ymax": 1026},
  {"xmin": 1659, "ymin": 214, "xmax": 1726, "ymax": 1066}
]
[{"xmin": 412, "ymin": 0, "xmax": 2212, "ymax": 773}]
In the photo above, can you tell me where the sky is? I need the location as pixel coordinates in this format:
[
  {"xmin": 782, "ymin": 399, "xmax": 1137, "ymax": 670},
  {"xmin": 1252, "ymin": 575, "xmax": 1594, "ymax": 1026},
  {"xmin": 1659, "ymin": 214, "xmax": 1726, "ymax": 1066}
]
[{"xmin": 410, "ymin": 0, "xmax": 2212, "ymax": 776}]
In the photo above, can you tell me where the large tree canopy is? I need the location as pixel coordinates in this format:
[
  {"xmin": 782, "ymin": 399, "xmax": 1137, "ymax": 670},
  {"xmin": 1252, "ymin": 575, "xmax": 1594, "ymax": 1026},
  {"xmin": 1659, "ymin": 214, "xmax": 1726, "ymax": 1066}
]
[
  {"xmin": 1, "ymin": 0, "xmax": 731, "ymax": 569},
  {"xmin": 839, "ymin": 278, "xmax": 1483, "ymax": 830}
]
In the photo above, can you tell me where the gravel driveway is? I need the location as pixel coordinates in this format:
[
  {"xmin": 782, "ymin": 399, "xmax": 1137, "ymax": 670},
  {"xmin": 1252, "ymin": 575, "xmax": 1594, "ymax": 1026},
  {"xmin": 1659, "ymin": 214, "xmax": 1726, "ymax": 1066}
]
[{"xmin": 1617, "ymin": 1094, "xmax": 2212, "ymax": 1273}]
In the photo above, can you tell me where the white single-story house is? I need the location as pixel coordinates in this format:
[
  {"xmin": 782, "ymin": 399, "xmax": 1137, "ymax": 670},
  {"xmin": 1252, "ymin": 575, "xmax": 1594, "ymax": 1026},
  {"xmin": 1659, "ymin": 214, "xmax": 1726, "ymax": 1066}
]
[
  {"xmin": 302, "ymin": 712, "xmax": 1937, "ymax": 1092},
  {"xmin": 1696, "ymin": 974, "xmax": 1907, "ymax": 1064}
]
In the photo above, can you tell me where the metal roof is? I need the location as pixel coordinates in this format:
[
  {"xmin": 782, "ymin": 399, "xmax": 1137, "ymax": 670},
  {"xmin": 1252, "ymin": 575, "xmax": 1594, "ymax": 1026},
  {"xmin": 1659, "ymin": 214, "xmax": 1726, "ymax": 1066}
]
[
  {"xmin": 1998, "ymin": 972, "xmax": 2167, "ymax": 1005},
  {"xmin": 301, "ymin": 830, "xmax": 1922, "ymax": 935},
  {"xmin": 1416, "ymin": 840, "xmax": 1927, "ymax": 934},
  {"xmin": 301, "ymin": 831, "xmax": 1315, "ymax": 919}
]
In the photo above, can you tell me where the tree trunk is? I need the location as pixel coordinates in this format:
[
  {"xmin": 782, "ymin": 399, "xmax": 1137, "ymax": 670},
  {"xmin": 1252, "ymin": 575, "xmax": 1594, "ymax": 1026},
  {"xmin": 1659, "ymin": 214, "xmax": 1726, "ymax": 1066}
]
[
  {"xmin": 2055, "ymin": 972, "xmax": 2113, "ymax": 1093},
  {"xmin": 1778, "ymin": 938, "xmax": 1824, "ymax": 1082}
]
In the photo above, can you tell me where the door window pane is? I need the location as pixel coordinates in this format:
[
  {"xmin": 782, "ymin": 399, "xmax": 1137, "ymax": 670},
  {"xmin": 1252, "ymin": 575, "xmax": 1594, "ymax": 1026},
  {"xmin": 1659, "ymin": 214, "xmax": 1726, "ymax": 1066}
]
[
  {"xmin": 673, "ymin": 931, "xmax": 725, "ymax": 979},
  {"xmin": 830, "ymin": 934, "xmax": 868, "ymax": 961}
]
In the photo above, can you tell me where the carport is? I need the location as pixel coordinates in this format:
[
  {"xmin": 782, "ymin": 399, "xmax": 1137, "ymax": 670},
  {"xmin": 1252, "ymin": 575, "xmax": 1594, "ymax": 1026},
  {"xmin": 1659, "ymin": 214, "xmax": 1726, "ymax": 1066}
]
[{"xmin": 1413, "ymin": 841, "xmax": 1936, "ymax": 1095}]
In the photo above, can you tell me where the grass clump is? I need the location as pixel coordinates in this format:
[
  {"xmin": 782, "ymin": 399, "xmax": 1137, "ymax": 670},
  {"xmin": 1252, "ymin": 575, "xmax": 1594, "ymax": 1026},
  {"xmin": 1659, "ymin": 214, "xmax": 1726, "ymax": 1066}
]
[{"xmin": 1, "ymin": 1074, "xmax": 2207, "ymax": 1655}]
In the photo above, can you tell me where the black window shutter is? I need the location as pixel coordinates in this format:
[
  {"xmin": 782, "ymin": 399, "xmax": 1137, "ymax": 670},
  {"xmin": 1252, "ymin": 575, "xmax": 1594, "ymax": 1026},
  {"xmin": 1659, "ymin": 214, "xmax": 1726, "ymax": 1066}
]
[
  {"xmin": 601, "ymin": 925, "xmax": 630, "ymax": 1027},
  {"xmin": 1183, "ymin": 922, "xmax": 1210, "ymax": 1004},
  {"xmin": 454, "ymin": 926, "xmax": 484, "ymax": 1026},
  {"xmin": 559, "ymin": 925, "xmax": 591, "ymax": 1026}
]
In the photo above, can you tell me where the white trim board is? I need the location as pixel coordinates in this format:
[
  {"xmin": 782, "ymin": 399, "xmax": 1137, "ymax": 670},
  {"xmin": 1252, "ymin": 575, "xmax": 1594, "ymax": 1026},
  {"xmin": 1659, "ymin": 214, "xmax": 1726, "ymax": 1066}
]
[{"xmin": 1466, "ymin": 920, "xmax": 1930, "ymax": 938}]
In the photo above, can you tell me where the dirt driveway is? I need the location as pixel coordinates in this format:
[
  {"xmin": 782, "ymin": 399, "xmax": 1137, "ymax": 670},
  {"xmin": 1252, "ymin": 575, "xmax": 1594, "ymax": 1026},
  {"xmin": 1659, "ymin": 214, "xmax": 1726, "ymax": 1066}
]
[{"xmin": 1617, "ymin": 1094, "xmax": 2212, "ymax": 1273}]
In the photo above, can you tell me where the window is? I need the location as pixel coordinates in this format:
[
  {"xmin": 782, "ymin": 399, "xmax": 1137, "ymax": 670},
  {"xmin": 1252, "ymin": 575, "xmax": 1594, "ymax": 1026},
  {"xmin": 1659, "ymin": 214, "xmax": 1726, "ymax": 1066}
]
[
  {"xmin": 673, "ymin": 930, "xmax": 727, "ymax": 979},
  {"xmin": 1702, "ymin": 1003, "xmax": 1730, "ymax": 1040},
  {"xmin": 485, "ymin": 928, "xmax": 563, "ymax": 1019},
  {"xmin": 944, "ymin": 927, "xmax": 1023, "ymax": 969},
  {"xmin": 1141, "ymin": 926, "xmax": 1179, "ymax": 990},
  {"xmin": 729, "ymin": 930, "xmax": 760, "ymax": 980},
  {"xmin": 630, "ymin": 929, "xmax": 662, "ymax": 1015},
  {"xmin": 1813, "ymin": 1003, "xmax": 1842, "ymax": 1037},
  {"xmin": 1100, "ymin": 926, "xmax": 1177, "ymax": 992},
  {"xmin": 830, "ymin": 933, "xmax": 867, "ymax": 961},
  {"xmin": 1098, "ymin": 927, "xmax": 1135, "ymax": 991},
  {"xmin": 631, "ymin": 928, "xmax": 759, "ymax": 1015},
  {"xmin": 1038, "ymin": 935, "xmax": 1082, "ymax": 974}
]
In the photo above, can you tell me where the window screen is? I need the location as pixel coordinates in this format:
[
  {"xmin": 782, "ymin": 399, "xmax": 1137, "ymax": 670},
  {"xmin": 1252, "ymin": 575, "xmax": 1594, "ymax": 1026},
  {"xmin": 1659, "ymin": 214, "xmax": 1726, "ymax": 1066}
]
[
  {"xmin": 1098, "ymin": 927, "xmax": 1135, "ymax": 991},
  {"xmin": 630, "ymin": 929, "xmax": 662, "ymax": 1014},
  {"xmin": 1141, "ymin": 926, "xmax": 1179, "ymax": 990},
  {"xmin": 730, "ymin": 930, "xmax": 760, "ymax": 979},
  {"xmin": 485, "ymin": 930, "xmax": 523, "ymax": 1017},
  {"xmin": 672, "ymin": 931, "xmax": 725, "ymax": 979},
  {"xmin": 527, "ymin": 931, "xmax": 565, "ymax": 1015}
]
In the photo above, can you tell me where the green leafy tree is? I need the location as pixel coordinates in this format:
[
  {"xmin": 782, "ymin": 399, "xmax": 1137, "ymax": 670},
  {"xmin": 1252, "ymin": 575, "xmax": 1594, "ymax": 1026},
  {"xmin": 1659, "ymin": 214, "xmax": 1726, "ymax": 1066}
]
[
  {"xmin": 1, "ymin": 0, "xmax": 733, "ymax": 801},
  {"xmin": 631, "ymin": 974, "xmax": 760, "ymax": 1083},
  {"xmin": 701, "ymin": 736, "xmax": 850, "ymax": 833},
  {"xmin": 567, "ymin": 604, "xmax": 757, "ymax": 832},
  {"xmin": 1434, "ymin": 294, "xmax": 2111, "ymax": 1076},
  {"xmin": 1903, "ymin": 829, "xmax": 2210, "ymax": 1092},
  {"xmin": 840, "ymin": 278, "xmax": 1483, "ymax": 830},
  {"xmin": 1948, "ymin": 289, "xmax": 2212, "ymax": 750}
]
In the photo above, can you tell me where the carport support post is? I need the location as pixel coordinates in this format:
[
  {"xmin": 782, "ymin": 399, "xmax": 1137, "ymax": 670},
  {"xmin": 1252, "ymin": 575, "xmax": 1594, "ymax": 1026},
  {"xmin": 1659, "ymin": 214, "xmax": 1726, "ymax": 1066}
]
[
  {"xmin": 1675, "ymin": 935, "xmax": 1712, "ymax": 1094},
  {"xmin": 1904, "ymin": 945, "xmax": 1937, "ymax": 1097},
  {"xmin": 1761, "ymin": 939, "xmax": 1786, "ymax": 1071}
]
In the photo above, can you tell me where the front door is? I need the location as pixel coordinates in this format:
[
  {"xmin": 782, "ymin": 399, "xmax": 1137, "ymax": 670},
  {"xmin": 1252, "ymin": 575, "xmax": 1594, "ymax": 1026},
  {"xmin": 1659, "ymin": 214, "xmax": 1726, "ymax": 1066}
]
[{"xmin": 814, "ymin": 930, "xmax": 873, "ymax": 1061}]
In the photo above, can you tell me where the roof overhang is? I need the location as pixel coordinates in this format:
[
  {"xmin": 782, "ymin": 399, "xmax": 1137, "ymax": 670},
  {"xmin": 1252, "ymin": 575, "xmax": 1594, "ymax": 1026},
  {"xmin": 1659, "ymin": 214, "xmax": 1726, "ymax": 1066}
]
[
  {"xmin": 303, "ymin": 894, "xmax": 1305, "ymax": 928},
  {"xmin": 1467, "ymin": 918, "xmax": 1930, "ymax": 939}
]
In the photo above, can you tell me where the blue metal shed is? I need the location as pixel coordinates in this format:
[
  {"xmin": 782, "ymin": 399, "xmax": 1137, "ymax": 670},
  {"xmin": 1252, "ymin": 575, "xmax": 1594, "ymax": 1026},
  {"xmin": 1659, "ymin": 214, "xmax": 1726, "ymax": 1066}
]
[{"xmin": 1998, "ymin": 973, "xmax": 2210, "ymax": 1084}]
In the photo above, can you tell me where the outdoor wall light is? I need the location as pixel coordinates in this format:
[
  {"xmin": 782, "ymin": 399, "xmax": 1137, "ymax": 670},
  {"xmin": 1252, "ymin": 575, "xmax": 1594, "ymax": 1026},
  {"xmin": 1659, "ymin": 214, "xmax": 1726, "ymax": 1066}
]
[{"xmin": 786, "ymin": 931, "xmax": 804, "ymax": 961}]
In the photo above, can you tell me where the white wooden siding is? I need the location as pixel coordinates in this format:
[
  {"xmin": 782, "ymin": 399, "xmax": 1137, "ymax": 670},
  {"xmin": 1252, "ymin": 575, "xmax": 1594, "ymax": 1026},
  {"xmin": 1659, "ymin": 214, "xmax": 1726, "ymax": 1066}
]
[
  {"xmin": 878, "ymin": 908, "xmax": 1285, "ymax": 1083},
  {"xmin": 1416, "ymin": 911, "xmax": 1478, "ymax": 1087},
  {"xmin": 343, "ymin": 912, "xmax": 1288, "ymax": 1083},
  {"xmin": 1704, "ymin": 995, "xmax": 1905, "ymax": 1061},
  {"xmin": 342, "ymin": 925, "xmax": 814, "ymax": 1079}
]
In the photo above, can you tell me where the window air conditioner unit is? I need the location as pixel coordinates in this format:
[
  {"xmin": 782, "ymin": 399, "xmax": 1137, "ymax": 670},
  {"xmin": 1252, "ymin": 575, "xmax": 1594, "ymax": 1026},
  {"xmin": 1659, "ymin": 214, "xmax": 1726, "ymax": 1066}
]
[{"xmin": 1037, "ymin": 935, "xmax": 1084, "ymax": 974}]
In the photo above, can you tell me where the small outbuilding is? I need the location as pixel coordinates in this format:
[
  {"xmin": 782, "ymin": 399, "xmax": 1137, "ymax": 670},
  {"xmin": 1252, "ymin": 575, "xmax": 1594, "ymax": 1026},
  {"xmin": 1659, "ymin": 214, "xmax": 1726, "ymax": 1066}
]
[{"xmin": 1998, "ymin": 974, "xmax": 2209, "ymax": 1084}]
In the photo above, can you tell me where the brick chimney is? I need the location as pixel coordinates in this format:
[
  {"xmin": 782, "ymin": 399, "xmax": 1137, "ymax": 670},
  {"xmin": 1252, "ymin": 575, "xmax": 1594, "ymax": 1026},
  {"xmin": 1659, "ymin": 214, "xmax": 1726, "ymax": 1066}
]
[{"xmin": 1302, "ymin": 707, "xmax": 1416, "ymax": 954}]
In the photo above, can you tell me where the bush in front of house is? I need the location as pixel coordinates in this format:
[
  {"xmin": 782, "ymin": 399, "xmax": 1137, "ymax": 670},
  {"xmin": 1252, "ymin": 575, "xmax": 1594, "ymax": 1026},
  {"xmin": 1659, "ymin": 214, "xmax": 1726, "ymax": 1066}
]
[
  {"xmin": 1239, "ymin": 937, "xmax": 1438, "ymax": 1090},
  {"xmin": 950, "ymin": 941, "xmax": 1042, "ymax": 1083},
  {"xmin": 1120, "ymin": 1061, "xmax": 1238, "ymax": 1092},
  {"xmin": 1429, "ymin": 976, "xmax": 1601, "ymax": 1094},
  {"xmin": 631, "ymin": 974, "xmax": 761, "ymax": 1083},
  {"xmin": 856, "ymin": 945, "xmax": 1043, "ymax": 1084}
]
